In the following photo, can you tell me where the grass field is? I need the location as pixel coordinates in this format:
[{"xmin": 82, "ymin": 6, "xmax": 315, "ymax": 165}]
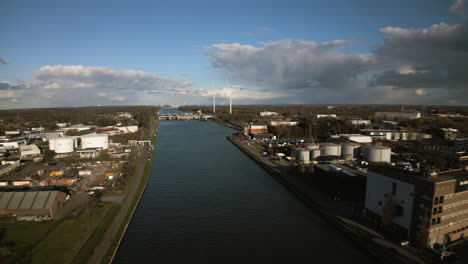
[
  {"xmin": 72, "ymin": 203, "xmax": 120, "ymax": 264},
  {"xmin": 23, "ymin": 202, "xmax": 118, "ymax": 264},
  {"xmin": 0, "ymin": 221, "xmax": 59, "ymax": 263}
]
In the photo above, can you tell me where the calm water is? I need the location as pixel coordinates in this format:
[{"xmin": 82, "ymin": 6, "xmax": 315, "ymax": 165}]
[{"xmin": 115, "ymin": 111, "xmax": 375, "ymax": 263}]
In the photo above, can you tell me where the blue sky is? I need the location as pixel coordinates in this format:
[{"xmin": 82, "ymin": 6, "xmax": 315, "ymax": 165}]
[{"xmin": 1, "ymin": 0, "xmax": 467, "ymax": 108}]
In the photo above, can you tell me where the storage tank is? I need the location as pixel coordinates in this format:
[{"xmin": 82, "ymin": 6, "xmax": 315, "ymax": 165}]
[
  {"xmin": 81, "ymin": 134, "xmax": 108, "ymax": 149},
  {"xmin": 341, "ymin": 143, "xmax": 360, "ymax": 158},
  {"xmin": 54, "ymin": 137, "xmax": 74, "ymax": 153},
  {"xmin": 310, "ymin": 149, "xmax": 321, "ymax": 159},
  {"xmin": 363, "ymin": 145, "xmax": 391, "ymax": 163},
  {"xmin": 295, "ymin": 149, "xmax": 310, "ymax": 163},
  {"xmin": 306, "ymin": 144, "xmax": 320, "ymax": 150},
  {"xmin": 321, "ymin": 143, "xmax": 341, "ymax": 156},
  {"xmin": 49, "ymin": 139, "xmax": 55, "ymax": 151}
]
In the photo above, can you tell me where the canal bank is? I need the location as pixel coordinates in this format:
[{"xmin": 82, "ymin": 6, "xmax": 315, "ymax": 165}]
[
  {"xmin": 87, "ymin": 118, "xmax": 158, "ymax": 264},
  {"xmin": 114, "ymin": 119, "xmax": 375, "ymax": 264},
  {"xmin": 226, "ymin": 136, "xmax": 423, "ymax": 264}
]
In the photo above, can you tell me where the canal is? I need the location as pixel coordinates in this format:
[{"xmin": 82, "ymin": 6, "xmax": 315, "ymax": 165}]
[{"xmin": 115, "ymin": 114, "xmax": 375, "ymax": 263}]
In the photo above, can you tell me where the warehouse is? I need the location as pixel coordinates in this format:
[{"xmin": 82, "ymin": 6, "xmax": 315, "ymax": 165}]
[
  {"xmin": 0, "ymin": 191, "xmax": 66, "ymax": 220},
  {"xmin": 19, "ymin": 144, "xmax": 41, "ymax": 159}
]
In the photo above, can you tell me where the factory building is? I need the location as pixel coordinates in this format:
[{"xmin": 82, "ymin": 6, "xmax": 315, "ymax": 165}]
[
  {"xmin": 269, "ymin": 120, "xmax": 299, "ymax": 126},
  {"xmin": 360, "ymin": 129, "xmax": 431, "ymax": 141},
  {"xmin": 440, "ymin": 128, "xmax": 459, "ymax": 140},
  {"xmin": 375, "ymin": 112, "xmax": 421, "ymax": 120},
  {"xmin": 19, "ymin": 144, "xmax": 41, "ymax": 159},
  {"xmin": 349, "ymin": 118, "xmax": 371, "ymax": 126},
  {"xmin": 365, "ymin": 166, "xmax": 468, "ymax": 248},
  {"xmin": 260, "ymin": 111, "xmax": 279, "ymax": 117},
  {"xmin": 314, "ymin": 164, "xmax": 367, "ymax": 201},
  {"xmin": 0, "ymin": 160, "xmax": 20, "ymax": 176},
  {"xmin": 0, "ymin": 141, "xmax": 21, "ymax": 149},
  {"xmin": 339, "ymin": 134, "xmax": 372, "ymax": 143},
  {"xmin": 243, "ymin": 124, "xmax": 268, "ymax": 136},
  {"xmin": 114, "ymin": 125, "xmax": 138, "ymax": 133},
  {"xmin": 316, "ymin": 114, "xmax": 337, "ymax": 119},
  {"xmin": 0, "ymin": 191, "xmax": 66, "ymax": 220}
]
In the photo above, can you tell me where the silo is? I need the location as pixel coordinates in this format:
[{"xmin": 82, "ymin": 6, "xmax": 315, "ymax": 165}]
[
  {"xmin": 363, "ymin": 145, "xmax": 391, "ymax": 163},
  {"xmin": 310, "ymin": 149, "xmax": 321, "ymax": 159},
  {"xmin": 54, "ymin": 137, "xmax": 74, "ymax": 153},
  {"xmin": 295, "ymin": 149, "xmax": 310, "ymax": 163},
  {"xmin": 341, "ymin": 143, "xmax": 360, "ymax": 158},
  {"xmin": 49, "ymin": 139, "xmax": 55, "ymax": 151},
  {"xmin": 81, "ymin": 134, "xmax": 109, "ymax": 149},
  {"xmin": 306, "ymin": 144, "xmax": 320, "ymax": 150},
  {"xmin": 321, "ymin": 143, "xmax": 341, "ymax": 156}
]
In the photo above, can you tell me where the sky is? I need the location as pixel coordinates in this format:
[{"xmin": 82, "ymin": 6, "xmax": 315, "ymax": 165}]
[{"xmin": 0, "ymin": 0, "xmax": 467, "ymax": 108}]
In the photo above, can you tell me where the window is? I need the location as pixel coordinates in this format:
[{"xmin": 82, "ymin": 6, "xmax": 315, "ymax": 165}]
[
  {"xmin": 433, "ymin": 208, "xmax": 438, "ymax": 215},
  {"xmin": 378, "ymin": 201, "xmax": 382, "ymax": 206},
  {"xmin": 434, "ymin": 197, "xmax": 439, "ymax": 205},
  {"xmin": 440, "ymin": 196, "xmax": 444, "ymax": 203},
  {"xmin": 438, "ymin": 207, "xmax": 442, "ymax": 214},
  {"xmin": 437, "ymin": 217, "xmax": 441, "ymax": 224},
  {"xmin": 431, "ymin": 219, "xmax": 436, "ymax": 225},
  {"xmin": 392, "ymin": 182, "xmax": 397, "ymax": 195}
]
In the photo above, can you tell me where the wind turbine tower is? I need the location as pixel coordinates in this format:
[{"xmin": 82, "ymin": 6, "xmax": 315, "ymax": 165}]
[
  {"xmin": 229, "ymin": 95, "xmax": 232, "ymax": 114},
  {"xmin": 213, "ymin": 95, "xmax": 216, "ymax": 113}
]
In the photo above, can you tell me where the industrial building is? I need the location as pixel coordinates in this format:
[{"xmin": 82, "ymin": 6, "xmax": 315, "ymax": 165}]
[
  {"xmin": 269, "ymin": 120, "xmax": 299, "ymax": 126},
  {"xmin": 19, "ymin": 144, "xmax": 41, "ymax": 159},
  {"xmin": 0, "ymin": 191, "xmax": 66, "ymax": 220},
  {"xmin": 260, "ymin": 111, "xmax": 279, "ymax": 116},
  {"xmin": 314, "ymin": 163, "xmax": 367, "ymax": 201},
  {"xmin": 375, "ymin": 112, "xmax": 421, "ymax": 120},
  {"xmin": 360, "ymin": 129, "xmax": 431, "ymax": 141},
  {"xmin": 365, "ymin": 166, "xmax": 468, "ymax": 248},
  {"xmin": 339, "ymin": 134, "xmax": 372, "ymax": 143},
  {"xmin": 349, "ymin": 118, "xmax": 371, "ymax": 126},
  {"xmin": 243, "ymin": 124, "xmax": 268, "ymax": 136},
  {"xmin": 316, "ymin": 114, "xmax": 337, "ymax": 119},
  {"xmin": 0, "ymin": 160, "xmax": 20, "ymax": 176},
  {"xmin": 440, "ymin": 128, "xmax": 459, "ymax": 140}
]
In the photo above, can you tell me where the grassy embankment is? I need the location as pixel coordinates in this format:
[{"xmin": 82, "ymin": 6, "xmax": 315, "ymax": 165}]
[
  {"xmin": 0, "ymin": 202, "xmax": 119, "ymax": 264},
  {"xmin": 100, "ymin": 118, "xmax": 158, "ymax": 264}
]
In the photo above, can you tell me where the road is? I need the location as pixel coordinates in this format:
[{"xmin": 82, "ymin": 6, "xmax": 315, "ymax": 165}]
[{"xmin": 86, "ymin": 118, "xmax": 155, "ymax": 264}]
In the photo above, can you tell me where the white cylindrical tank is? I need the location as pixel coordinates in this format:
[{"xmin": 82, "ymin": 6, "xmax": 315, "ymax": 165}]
[
  {"xmin": 341, "ymin": 143, "xmax": 360, "ymax": 158},
  {"xmin": 306, "ymin": 144, "xmax": 320, "ymax": 150},
  {"xmin": 310, "ymin": 149, "xmax": 321, "ymax": 159},
  {"xmin": 321, "ymin": 143, "xmax": 341, "ymax": 156},
  {"xmin": 54, "ymin": 137, "xmax": 74, "ymax": 153},
  {"xmin": 81, "ymin": 134, "xmax": 109, "ymax": 149},
  {"xmin": 363, "ymin": 145, "xmax": 391, "ymax": 163},
  {"xmin": 295, "ymin": 149, "xmax": 310, "ymax": 163},
  {"xmin": 49, "ymin": 139, "xmax": 55, "ymax": 151}
]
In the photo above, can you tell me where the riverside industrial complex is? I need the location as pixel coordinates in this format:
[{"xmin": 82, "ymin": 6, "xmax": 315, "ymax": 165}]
[
  {"xmin": 179, "ymin": 104, "xmax": 468, "ymax": 263},
  {"xmin": 1, "ymin": 104, "xmax": 468, "ymax": 263}
]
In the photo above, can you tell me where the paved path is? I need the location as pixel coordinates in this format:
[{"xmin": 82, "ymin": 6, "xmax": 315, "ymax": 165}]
[{"xmin": 87, "ymin": 119, "xmax": 155, "ymax": 264}]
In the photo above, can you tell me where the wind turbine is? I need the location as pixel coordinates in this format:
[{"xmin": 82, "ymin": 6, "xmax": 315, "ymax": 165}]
[{"xmin": 225, "ymin": 77, "xmax": 233, "ymax": 114}]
